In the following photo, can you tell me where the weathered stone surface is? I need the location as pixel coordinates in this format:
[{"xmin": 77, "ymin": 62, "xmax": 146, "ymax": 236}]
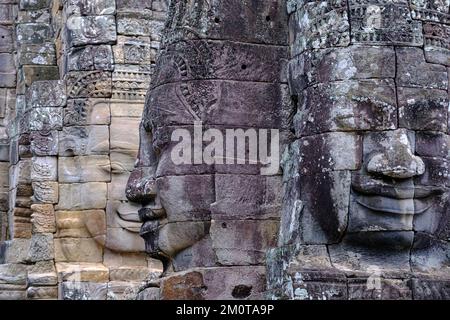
[
  {"xmin": 16, "ymin": 23, "xmax": 52, "ymax": 44},
  {"xmin": 20, "ymin": 0, "xmax": 51, "ymax": 10},
  {"xmin": 54, "ymin": 238, "xmax": 103, "ymax": 263},
  {"xmin": 27, "ymin": 260, "xmax": 57, "ymax": 286},
  {"xmin": 29, "ymin": 107, "xmax": 63, "ymax": 131},
  {"xmin": 211, "ymin": 175, "xmax": 282, "ymax": 220},
  {"xmin": 32, "ymin": 181, "xmax": 59, "ymax": 203},
  {"xmin": 65, "ymin": 0, "xmax": 116, "ymax": 16},
  {"xmin": 64, "ymin": 99, "xmax": 110, "ymax": 126},
  {"xmin": 423, "ymin": 22, "xmax": 450, "ymax": 66},
  {"xmin": 66, "ymin": 15, "xmax": 117, "ymax": 46},
  {"xmin": 397, "ymin": 47, "xmax": 448, "ymax": 90},
  {"xmin": 109, "ymin": 266, "xmax": 155, "ymax": 281},
  {"xmin": 398, "ymin": 87, "xmax": 448, "ymax": 132},
  {"xmin": 136, "ymin": 287, "xmax": 160, "ymax": 300},
  {"xmin": 298, "ymin": 132, "xmax": 362, "ymax": 175},
  {"xmin": 113, "ymin": 35, "xmax": 152, "ymax": 65},
  {"xmin": 17, "ymin": 66, "xmax": 59, "ymax": 93},
  {"xmin": 17, "ymin": 43, "xmax": 56, "ymax": 65},
  {"xmin": 160, "ymin": 267, "xmax": 266, "ymax": 300},
  {"xmin": 56, "ymin": 262, "xmax": 109, "ymax": 282},
  {"xmin": 58, "ymin": 126, "xmax": 109, "ymax": 156},
  {"xmin": 31, "ymin": 156, "xmax": 57, "ymax": 181},
  {"xmin": 66, "ymin": 71, "xmax": 112, "ymax": 98},
  {"xmin": 30, "ymin": 130, "xmax": 59, "ymax": 156},
  {"xmin": 66, "ymin": 45, "xmax": 114, "ymax": 72},
  {"xmin": 210, "ymin": 219, "xmax": 279, "ymax": 265},
  {"xmin": 0, "ymin": 25, "xmax": 14, "ymax": 52},
  {"xmin": 28, "ymin": 80, "xmax": 66, "ymax": 108},
  {"xmin": 27, "ymin": 286, "xmax": 58, "ymax": 299},
  {"xmin": 59, "ymin": 155, "xmax": 110, "ymax": 183},
  {"xmin": 0, "ymin": 263, "xmax": 27, "ymax": 285},
  {"xmin": 61, "ymin": 281, "xmax": 108, "ymax": 300},
  {"xmin": 0, "ymin": 239, "xmax": 31, "ymax": 264},
  {"xmin": 156, "ymin": 175, "xmax": 214, "ymax": 222},
  {"xmin": 57, "ymin": 183, "xmax": 107, "ymax": 210},
  {"xmin": 30, "ymin": 203, "xmax": 56, "ymax": 233},
  {"xmin": 55, "ymin": 210, "xmax": 106, "ymax": 239},
  {"xmin": 107, "ymin": 281, "xmax": 141, "ymax": 300},
  {"xmin": 0, "ymin": 53, "xmax": 16, "ymax": 87},
  {"xmin": 117, "ymin": 12, "xmax": 163, "ymax": 37},
  {"xmin": 290, "ymin": 1, "xmax": 349, "ymax": 56},
  {"xmin": 110, "ymin": 117, "xmax": 139, "ymax": 151},
  {"xmin": 349, "ymin": 0, "xmax": 423, "ymax": 46},
  {"xmin": 27, "ymin": 233, "xmax": 54, "ymax": 262},
  {"xmin": 294, "ymin": 80, "xmax": 397, "ymax": 136}
]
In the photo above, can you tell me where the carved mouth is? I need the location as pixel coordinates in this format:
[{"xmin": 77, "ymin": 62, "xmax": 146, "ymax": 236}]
[
  {"xmin": 353, "ymin": 184, "xmax": 445, "ymax": 215},
  {"xmin": 356, "ymin": 195, "xmax": 432, "ymax": 215}
]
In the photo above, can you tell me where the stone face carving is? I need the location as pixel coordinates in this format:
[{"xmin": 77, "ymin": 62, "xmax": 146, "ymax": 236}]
[
  {"xmin": 126, "ymin": 0, "xmax": 288, "ymax": 299},
  {"xmin": 268, "ymin": 0, "xmax": 450, "ymax": 300}
]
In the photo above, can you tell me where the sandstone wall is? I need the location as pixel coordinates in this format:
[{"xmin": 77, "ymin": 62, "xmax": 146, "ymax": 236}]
[{"xmin": 0, "ymin": 0, "xmax": 168, "ymax": 300}]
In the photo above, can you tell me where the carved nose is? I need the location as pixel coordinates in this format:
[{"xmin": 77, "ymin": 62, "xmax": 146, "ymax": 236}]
[
  {"xmin": 126, "ymin": 168, "xmax": 158, "ymax": 203},
  {"xmin": 367, "ymin": 132, "xmax": 425, "ymax": 179}
]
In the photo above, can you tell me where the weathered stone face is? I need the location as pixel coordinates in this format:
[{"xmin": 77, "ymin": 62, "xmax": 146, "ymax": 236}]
[
  {"xmin": 270, "ymin": 0, "xmax": 450, "ymax": 300},
  {"xmin": 126, "ymin": 0, "xmax": 288, "ymax": 296}
]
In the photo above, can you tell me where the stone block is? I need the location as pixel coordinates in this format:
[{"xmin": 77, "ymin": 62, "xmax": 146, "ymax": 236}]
[
  {"xmin": 110, "ymin": 117, "xmax": 140, "ymax": 150},
  {"xmin": 290, "ymin": 1, "xmax": 349, "ymax": 56},
  {"xmin": 58, "ymin": 126, "xmax": 109, "ymax": 156},
  {"xmin": 397, "ymin": 47, "xmax": 448, "ymax": 90},
  {"xmin": 29, "ymin": 107, "xmax": 63, "ymax": 131},
  {"xmin": 16, "ymin": 23, "xmax": 52, "ymax": 44},
  {"xmin": 56, "ymin": 262, "xmax": 109, "ymax": 282},
  {"xmin": 30, "ymin": 203, "xmax": 55, "ymax": 233},
  {"xmin": 54, "ymin": 238, "xmax": 103, "ymax": 263},
  {"xmin": 32, "ymin": 181, "xmax": 59, "ymax": 203},
  {"xmin": 398, "ymin": 87, "xmax": 448, "ymax": 132},
  {"xmin": 298, "ymin": 132, "xmax": 362, "ymax": 175},
  {"xmin": 66, "ymin": 71, "xmax": 112, "ymax": 98},
  {"xmin": 0, "ymin": 53, "xmax": 16, "ymax": 87},
  {"xmin": 61, "ymin": 281, "xmax": 107, "ymax": 300},
  {"xmin": 17, "ymin": 43, "xmax": 56, "ymax": 65},
  {"xmin": 57, "ymin": 183, "xmax": 107, "ymax": 210},
  {"xmin": 211, "ymin": 174, "xmax": 282, "ymax": 220},
  {"xmin": 210, "ymin": 219, "xmax": 279, "ymax": 265},
  {"xmin": 27, "ymin": 260, "xmax": 57, "ymax": 286},
  {"xmin": 66, "ymin": 45, "xmax": 114, "ymax": 72},
  {"xmin": 55, "ymin": 210, "xmax": 106, "ymax": 239},
  {"xmin": 349, "ymin": 0, "xmax": 423, "ymax": 46},
  {"xmin": 294, "ymin": 80, "xmax": 397, "ymax": 136},
  {"xmin": 58, "ymin": 155, "xmax": 110, "ymax": 183},
  {"xmin": 28, "ymin": 80, "xmax": 66, "ymax": 108},
  {"xmin": 20, "ymin": 0, "xmax": 51, "ymax": 10},
  {"xmin": 156, "ymin": 175, "xmax": 215, "ymax": 222},
  {"xmin": 27, "ymin": 233, "xmax": 54, "ymax": 262},
  {"xmin": 64, "ymin": 99, "xmax": 110, "ymax": 126},
  {"xmin": 31, "ymin": 156, "xmax": 57, "ymax": 181},
  {"xmin": 67, "ymin": 15, "xmax": 117, "ymax": 46},
  {"xmin": 27, "ymin": 286, "xmax": 58, "ymax": 299},
  {"xmin": 107, "ymin": 281, "xmax": 141, "ymax": 300},
  {"xmin": 17, "ymin": 65, "xmax": 59, "ymax": 94},
  {"xmin": 65, "ymin": 0, "xmax": 116, "ymax": 16},
  {"xmin": 30, "ymin": 130, "xmax": 58, "ymax": 156}
]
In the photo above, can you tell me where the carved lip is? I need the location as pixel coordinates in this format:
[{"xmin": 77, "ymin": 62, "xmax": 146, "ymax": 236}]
[
  {"xmin": 356, "ymin": 195, "xmax": 432, "ymax": 215},
  {"xmin": 353, "ymin": 183, "xmax": 446, "ymax": 215}
]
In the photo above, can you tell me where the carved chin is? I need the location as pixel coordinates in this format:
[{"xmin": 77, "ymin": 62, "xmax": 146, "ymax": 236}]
[{"xmin": 141, "ymin": 221, "xmax": 210, "ymax": 259}]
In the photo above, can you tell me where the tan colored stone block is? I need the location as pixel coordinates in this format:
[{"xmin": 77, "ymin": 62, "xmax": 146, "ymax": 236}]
[
  {"xmin": 30, "ymin": 204, "xmax": 56, "ymax": 233},
  {"xmin": 56, "ymin": 262, "xmax": 109, "ymax": 282},
  {"xmin": 107, "ymin": 172, "xmax": 130, "ymax": 201},
  {"xmin": 55, "ymin": 210, "xmax": 106, "ymax": 239},
  {"xmin": 110, "ymin": 117, "xmax": 140, "ymax": 151},
  {"xmin": 54, "ymin": 238, "xmax": 103, "ymax": 263},
  {"xmin": 110, "ymin": 101, "xmax": 144, "ymax": 117},
  {"xmin": 109, "ymin": 266, "xmax": 158, "ymax": 282},
  {"xmin": 57, "ymin": 183, "xmax": 107, "ymax": 210},
  {"xmin": 103, "ymin": 249, "xmax": 148, "ymax": 267},
  {"xmin": 58, "ymin": 155, "xmax": 111, "ymax": 183},
  {"xmin": 110, "ymin": 150, "xmax": 137, "ymax": 173},
  {"xmin": 31, "ymin": 156, "xmax": 57, "ymax": 181},
  {"xmin": 27, "ymin": 286, "xmax": 58, "ymax": 300},
  {"xmin": 32, "ymin": 181, "xmax": 59, "ymax": 204}
]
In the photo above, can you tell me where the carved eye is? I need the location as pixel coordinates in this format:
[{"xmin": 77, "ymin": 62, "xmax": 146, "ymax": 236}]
[{"xmin": 110, "ymin": 162, "xmax": 127, "ymax": 174}]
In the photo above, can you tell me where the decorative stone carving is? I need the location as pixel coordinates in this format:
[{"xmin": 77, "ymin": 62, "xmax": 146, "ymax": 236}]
[{"xmin": 66, "ymin": 15, "xmax": 117, "ymax": 47}]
